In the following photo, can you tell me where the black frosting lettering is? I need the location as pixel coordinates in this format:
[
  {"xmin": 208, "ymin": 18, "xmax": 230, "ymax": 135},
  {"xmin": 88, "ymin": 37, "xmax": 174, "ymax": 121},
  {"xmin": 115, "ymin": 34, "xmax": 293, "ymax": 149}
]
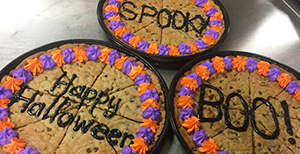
[
  {"xmin": 103, "ymin": 96, "xmax": 121, "ymax": 119},
  {"xmin": 280, "ymin": 100, "xmax": 293, "ymax": 135},
  {"xmin": 187, "ymin": 15, "xmax": 209, "ymax": 34},
  {"xmin": 69, "ymin": 85, "xmax": 86, "ymax": 99},
  {"xmin": 91, "ymin": 123, "xmax": 110, "ymax": 140},
  {"xmin": 197, "ymin": 84, "xmax": 224, "ymax": 122},
  {"xmin": 42, "ymin": 94, "xmax": 62, "ymax": 120},
  {"xmin": 224, "ymin": 93, "xmax": 249, "ymax": 132},
  {"xmin": 172, "ymin": 11, "xmax": 189, "ymax": 30},
  {"xmin": 57, "ymin": 111, "xmax": 74, "ymax": 128},
  {"xmin": 138, "ymin": 5, "xmax": 157, "ymax": 23},
  {"xmin": 107, "ymin": 129, "xmax": 122, "ymax": 146},
  {"xmin": 27, "ymin": 102, "xmax": 46, "ymax": 118},
  {"xmin": 51, "ymin": 72, "xmax": 76, "ymax": 95},
  {"xmin": 89, "ymin": 91, "xmax": 109, "ymax": 115},
  {"xmin": 77, "ymin": 87, "xmax": 98, "ymax": 110},
  {"xmin": 20, "ymin": 90, "xmax": 40, "ymax": 113},
  {"xmin": 119, "ymin": 1, "xmax": 138, "ymax": 20},
  {"xmin": 73, "ymin": 115, "xmax": 96, "ymax": 133},
  {"xmin": 157, "ymin": 9, "xmax": 171, "ymax": 29},
  {"xmin": 50, "ymin": 97, "xmax": 69, "ymax": 123},
  {"xmin": 250, "ymin": 98, "xmax": 279, "ymax": 139},
  {"xmin": 120, "ymin": 132, "xmax": 134, "ymax": 148}
]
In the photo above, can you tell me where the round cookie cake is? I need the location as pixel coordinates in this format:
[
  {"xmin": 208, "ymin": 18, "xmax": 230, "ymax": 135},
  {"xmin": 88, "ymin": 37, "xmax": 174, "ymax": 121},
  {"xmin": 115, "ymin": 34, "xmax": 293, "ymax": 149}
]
[
  {"xmin": 169, "ymin": 51, "xmax": 300, "ymax": 154},
  {"xmin": 98, "ymin": 0, "xmax": 229, "ymax": 58},
  {"xmin": 0, "ymin": 40, "xmax": 168, "ymax": 154}
]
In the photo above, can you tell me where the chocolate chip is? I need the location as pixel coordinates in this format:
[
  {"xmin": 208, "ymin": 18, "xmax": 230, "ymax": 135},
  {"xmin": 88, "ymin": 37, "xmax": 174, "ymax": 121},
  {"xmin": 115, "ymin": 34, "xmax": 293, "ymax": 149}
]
[
  {"xmin": 222, "ymin": 74, "xmax": 227, "ymax": 78},
  {"xmin": 47, "ymin": 127, "xmax": 52, "ymax": 132},
  {"xmin": 237, "ymin": 89, "xmax": 241, "ymax": 93},
  {"xmin": 258, "ymin": 143, "xmax": 262, "ymax": 147},
  {"xmin": 86, "ymin": 148, "xmax": 92, "ymax": 153},
  {"xmin": 229, "ymin": 86, "xmax": 233, "ymax": 89},
  {"xmin": 94, "ymin": 147, "xmax": 99, "ymax": 152},
  {"xmin": 258, "ymin": 91, "xmax": 262, "ymax": 95}
]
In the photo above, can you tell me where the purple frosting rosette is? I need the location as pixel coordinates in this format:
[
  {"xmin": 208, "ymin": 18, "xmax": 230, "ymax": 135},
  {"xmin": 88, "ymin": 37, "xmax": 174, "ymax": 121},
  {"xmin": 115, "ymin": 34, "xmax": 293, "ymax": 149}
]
[
  {"xmin": 86, "ymin": 45, "xmax": 101, "ymax": 61},
  {"xmin": 121, "ymin": 32, "xmax": 134, "ymax": 43},
  {"xmin": 193, "ymin": 129, "xmax": 209, "ymax": 147},
  {"xmin": 180, "ymin": 107, "xmax": 196, "ymax": 120},
  {"xmin": 62, "ymin": 48, "xmax": 75, "ymax": 63},
  {"xmin": 123, "ymin": 60, "xmax": 138, "ymax": 75},
  {"xmin": 136, "ymin": 40, "xmax": 150, "ymax": 52},
  {"xmin": 245, "ymin": 57, "xmax": 258, "ymax": 73},
  {"xmin": 136, "ymin": 127, "xmax": 155, "ymax": 142},
  {"xmin": 201, "ymin": 60, "xmax": 215, "ymax": 75},
  {"xmin": 39, "ymin": 54, "xmax": 57, "ymax": 69},
  {"xmin": 285, "ymin": 81, "xmax": 300, "ymax": 94},
  {"xmin": 0, "ymin": 128, "xmax": 17, "ymax": 146},
  {"xmin": 17, "ymin": 146, "xmax": 40, "ymax": 154},
  {"xmin": 0, "ymin": 86, "xmax": 13, "ymax": 99},
  {"xmin": 140, "ymin": 89, "xmax": 159, "ymax": 102},
  {"xmin": 12, "ymin": 68, "xmax": 33, "ymax": 83},
  {"xmin": 120, "ymin": 146, "xmax": 137, "ymax": 154},
  {"xmin": 0, "ymin": 107, "xmax": 8, "ymax": 120},
  {"xmin": 142, "ymin": 106, "xmax": 161, "ymax": 121},
  {"xmin": 195, "ymin": 40, "xmax": 208, "ymax": 49},
  {"xmin": 178, "ymin": 86, "xmax": 194, "ymax": 99},
  {"xmin": 135, "ymin": 74, "xmax": 151, "ymax": 86},
  {"xmin": 223, "ymin": 56, "xmax": 232, "ymax": 69},
  {"xmin": 178, "ymin": 43, "xmax": 191, "ymax": 54},
  {"xmin": 267, "ymin": 67, "xmax": 282, "ymax": 81}
]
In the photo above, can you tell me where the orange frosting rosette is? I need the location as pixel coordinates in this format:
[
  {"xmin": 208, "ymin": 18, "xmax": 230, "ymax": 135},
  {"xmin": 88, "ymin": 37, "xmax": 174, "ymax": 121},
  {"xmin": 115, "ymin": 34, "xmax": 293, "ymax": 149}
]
[
  {"xmin": 141, "ymin": 98, "xmax": 160, "ymax": 111},
  {"xmin": 50, "ymin": 50, "xmax": 65, "ymax": 67},
  {"xmin": 3, "ymin": 137, "xmax": 26, "ymax": 154},
  {"xmin": 277, "ymin": 73, "xmax": 291, "ymax": 88},
  {"xmin": 212, "ymin": 56, "xmax": 225, "ymax": 73},
  {"xmin": 114, "ymin": 27, "xmax": 130, "ymax": 37},
  {"xmin": 140, "ymin": 118, "xmax": 159, "ymax": 133},
  {"xmin": 203, "ymin": 35, "xmax": 215, "ymax": 46},
  {"xmin": 188, "ymin": 42, "xmax": 197, "ymax": 53},
  {"xmin": 202, "ymin": 2, "xmax": 214, "ymax": 11},
  {"xmin": 138, "ymin": 83, "xmax": 156, "ymax": 95},
  {"xmin": 168, "ymin": 45, "xmax": 180, "ymax": 56},
  {"xmin": 182, "ymin": 116, "xmax": 200, "ymax": 133},
  {"xmin": 199, "ymin": 138, "xmax": 220, "ymax": 154},
  {"xmin": 104, "ymin": 4, "xmax": 119, "ymax": 12},
  {"xmin": 211, "ymin": 25, "xmax": 222, "ymax": 32},
  {"xmin": 130, "ymin": 137, "xmax": 148, "ymax": 154},
  {"xmin": 294, "ymin": 90, "xmax": 300, "ymax": 101},
  {"xmin": 129, "ymin": 36, "xmax": 142, "ymax": 48},
  {"xmin": 2, "ymin": 76, "xmax": 23, "ymax": 93},
  {"xmin": 99, "ymin": 48, "xmax": 111, "ymax": 63},
  {"xmin": 180, "ymin": 77, "xmax": 199, "ymax": 91},
  {"xmin": 0, "ymin": 98, "xmax": 10, "ymax": 108},
  {"xmin": 257, "ymin": 61, "xmax": 270, "ymax": 76},
  {"xmin": 108, "ymin": 15, "xmax": 121, "ymax": 22},
  {"xmin": 232, "ymin": 56, "xmax": 247, "ymax": 72},
  {"xmin": 128, "ymin": 66, "xmax": 144, "ymax": 79},
  {"xmin": 195, "ymin": 65, "xmax": 210, "ymax": 81},
  {"xmin": 211, "ymin": 12, "xmax": 223, "ymax": 21},
  {"xmin": 145, "ymin": 43, "xmax": 159, "ymax": 55},
  {"xmin": 73, "ymin": 46, "xmax": 88, "ymax": 63},
  {"xmin": 177, "ymin": 95, "xmax": 194, "ymax": 109},
  {"xmin": 0, "ymin": 117, "xmax": 15, "ymax": 131},
  {"xmin": 24, "ymin": 58, "xmax": 43, "ymax": 76},
  {"xmin": 114, "ymin": 56, "xmax": 128, "ymax": 70}
]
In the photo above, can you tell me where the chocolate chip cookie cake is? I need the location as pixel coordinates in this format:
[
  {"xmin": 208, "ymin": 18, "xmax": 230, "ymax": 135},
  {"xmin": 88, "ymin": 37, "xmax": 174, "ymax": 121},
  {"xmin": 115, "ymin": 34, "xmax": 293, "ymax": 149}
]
[
  {"xmin": 171, "ymin": 52, "xmax": 300, "ymax": 154},
  {"xmin": 0, "ymin": 41, "xmax": 167, "ymax": 154},
  {"xmin": 101, "ymin": 0, "xmax": 228, "ymax": 56}
]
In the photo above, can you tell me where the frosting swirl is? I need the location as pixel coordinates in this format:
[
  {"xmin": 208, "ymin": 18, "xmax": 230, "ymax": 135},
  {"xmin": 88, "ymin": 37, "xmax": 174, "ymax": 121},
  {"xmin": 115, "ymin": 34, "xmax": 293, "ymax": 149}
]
[
  {"xmin": 130, "ymin": 137, "xmax": 148, "ymax": 154},
  {"xmin": 201, "ymin": 60, "xmax": 215, "ymax": 75},
  {"xmin": 180, "ymin": 107, "xmax": 196, "ymax": 120},
  {"xmin": 286, "ymin": 81, "xmax": 300, "ymax": 94},
  {"xmin": 62, "ymin": 48, "xmax": 75, "ymax": 63},
  {"xmin": 136, "ymin": 41, "xmax": 150, "ymax": 52},
  {"xmin": 0, "ymin": 128, "xmax": 17, "ymax": 146},
  {"xmin": 135, "ymin": 74, "xmax": 151, "ymax": 86},
  {"xmin": 0, "ymin": 87, "xmax": 13, "ymax": 99},
  {"xmin": 123, "ymin": 60, "xmax": 138, "ymax": 75},
  {"xmin": 0, "ymin": 107, "xmax": 9, "ymax": 120},
  {"xmin": 120, "ymin": 146, "xmax": 137, "ymax": 154},
  {"xmin": 86, "ymin": 45, "xmax": 101, "ymax": 61},
  {"xmin": 245, "ymin": 57, "xmax": 257, "ymax": 73},
  {"xmin": 178, "ymin": 86, "xmax": 194, "ymax": 99},
  {"xmin": 267, "ymin": 67, "xmax": 282, "ymax": 81},
  {"xmin": 178, "ymin": 43, "xmax": 191, "ymax": 54},
  {"xmin": 142, "ymin": 106, "xmax": 161, "ymax": 121},
  {"xmin": 17, "ymin": 146, "xmax": 39, "ymax": 154},
  {"xmin": 193, "ymin": 129, "xmax": 209, "ymax": 147},
  {"xmin": 104, "ymin": 11, "xmax": 117, "ymax": 19},
  {"xmin": 121, "ymin": 32, "xmax": 134, "ymax": 43},
  {"xmin": 109, "ymin": 20, "xmax": 124, "ymax": 31},
  {"xmin": 158, "ymin": 44, "xmax": 170, "ymax": 56},
  {"xmin": 223, "ymin": 56, "xmax": 232, "ymax": 69},
  {"xmin": 12, "ymin": 68, "xmax": 33, "ymax": 83},
  {"xmin": 195, "ymin": 0, "xmax": 207, "ymax": 7},
  {"xmin": 2, "ymin": 76, "xmax": 23, "ymax": 93},
  {"xmin": 206, "ymin": 8, "xmax": 218, "ymax": 16},
  {"xmin": 209, "ymin": 19, "xmax": 222, "ymax": 26},
  {"xmin": 136, "ymin": 127, "xmax": 154, "ymax": 142},
  {"xmin": 39, "ymin": 54, "xmax": 57, "ymax": 70},
  {"xmin": 140, "ymin": 90, "xmax": 159, "ymax": 102},
  {"xmin": 3, "ymin": 137, "xmax": 26, "ymax": 154},
  {"xmin": 108, "ymin": 50, "xmax": 121, "ymax": 65},
  {"xmin": 205, "ymin": 29, "xmax": 219, "ymax": 39}
]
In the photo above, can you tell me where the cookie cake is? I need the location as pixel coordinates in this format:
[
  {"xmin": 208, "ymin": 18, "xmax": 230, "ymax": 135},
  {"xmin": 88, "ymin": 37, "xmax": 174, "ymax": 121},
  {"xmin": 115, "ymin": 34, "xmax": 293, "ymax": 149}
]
[
  {"xmin": 0, "ymin": 40, "xmax": 167, "ymax": 154},
  {"xmin": 170, "ymin": 52, "xmax": 300, "ymax": 154}
]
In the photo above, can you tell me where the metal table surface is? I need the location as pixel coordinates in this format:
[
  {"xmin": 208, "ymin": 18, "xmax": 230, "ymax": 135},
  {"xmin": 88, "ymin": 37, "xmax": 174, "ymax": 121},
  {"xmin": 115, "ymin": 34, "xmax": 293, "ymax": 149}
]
[{"xmin": 0, "ymin": 0, "xmax": 299, "ymax": 153}]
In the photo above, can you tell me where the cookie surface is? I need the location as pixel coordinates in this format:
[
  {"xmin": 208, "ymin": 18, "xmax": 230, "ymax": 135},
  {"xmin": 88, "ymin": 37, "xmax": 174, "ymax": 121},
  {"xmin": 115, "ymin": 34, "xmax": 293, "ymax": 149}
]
[
  {"xmin": 101, "ymin": 0, "xmax": 228, "ymax": 56},
  {"xmin": 0, "ymin": 42, "xmax": 166, "ymax": 154},
  {"xmin": 172, "ymin": 53, "xmax": 300, "ymax": 154}
]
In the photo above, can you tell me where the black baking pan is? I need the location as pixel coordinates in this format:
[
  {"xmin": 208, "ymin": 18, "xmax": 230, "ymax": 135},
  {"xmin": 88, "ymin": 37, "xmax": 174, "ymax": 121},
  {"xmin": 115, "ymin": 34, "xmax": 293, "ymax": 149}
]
[
  {"xmin": 97, "ymin": 0, "xmax": 230, "ymax": 69},
  {"xmin": 168, "ymin": 51, "xmax": 300, "ymax": 154},
  {"xmin": 0, "ymin": 39, "xmax": 170, "ymax": 154}
]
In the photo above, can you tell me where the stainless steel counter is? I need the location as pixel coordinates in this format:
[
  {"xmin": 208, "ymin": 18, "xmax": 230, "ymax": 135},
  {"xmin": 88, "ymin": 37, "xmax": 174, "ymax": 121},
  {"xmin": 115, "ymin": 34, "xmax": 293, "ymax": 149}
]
[{"xmin": 0, "ymin": 0, "xmax": 299, "ymax": 153}]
